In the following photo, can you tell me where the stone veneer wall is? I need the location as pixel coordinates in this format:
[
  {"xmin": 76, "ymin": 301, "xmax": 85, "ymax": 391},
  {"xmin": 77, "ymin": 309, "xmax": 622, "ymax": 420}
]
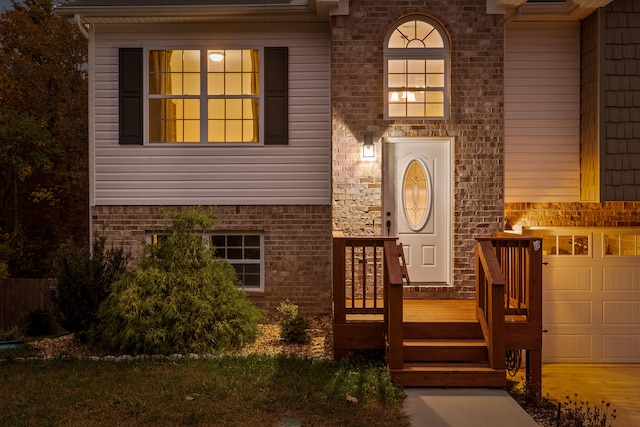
[
  {"xmin": 92, "ymin": 205, "xmax": 333, "ymax": 315},
  {"xmin": 331, "ymin": 0, "xmax": 505, "ymax": 299},
  {"xmin": 504, "ymin": 202, "xmax": 640, "ymax": 228}
]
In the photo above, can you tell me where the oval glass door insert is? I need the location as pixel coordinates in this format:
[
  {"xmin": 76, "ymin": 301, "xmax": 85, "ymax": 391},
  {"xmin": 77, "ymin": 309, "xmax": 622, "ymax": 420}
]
[{"xmin": 402, "ymin": 159, "xmax": 432, "ymax": 231}]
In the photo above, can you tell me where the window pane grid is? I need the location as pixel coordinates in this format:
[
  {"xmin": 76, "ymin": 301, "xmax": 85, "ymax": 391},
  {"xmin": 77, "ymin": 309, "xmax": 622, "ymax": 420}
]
[
  {"xmin": 604, "ymin": 234, "xmax": 640, "ymax": 256},
  {"xmin": 148, "ymin": 48, "xmax": 260, "ymax": 144},
  {"xmin": 385, "ymin": 18, "xmax": 449, "ymax": 119},
  {"xmin": 209, "ymin": 234, "xmax": 262, "ymax": 289}
]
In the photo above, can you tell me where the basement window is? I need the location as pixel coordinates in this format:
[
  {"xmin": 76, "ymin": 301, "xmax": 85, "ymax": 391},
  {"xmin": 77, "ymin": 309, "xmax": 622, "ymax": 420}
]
[{"xmin": 146, "ymin": 232, "xmax": 264, "ymax": 291}]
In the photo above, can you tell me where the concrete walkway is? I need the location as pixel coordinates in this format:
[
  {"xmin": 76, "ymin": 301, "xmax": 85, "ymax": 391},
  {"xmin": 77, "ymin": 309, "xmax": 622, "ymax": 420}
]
[{"xmin": 404, "ymin": 388, "xmax": 539, "ymax": 427}]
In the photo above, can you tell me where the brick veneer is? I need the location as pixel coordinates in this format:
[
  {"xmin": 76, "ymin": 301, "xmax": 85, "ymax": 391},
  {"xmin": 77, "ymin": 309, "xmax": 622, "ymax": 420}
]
[
  {"xmin": 331, "ymin": 0, "xmax": 505, "ymax": 298},
  {"xmin": 91, "ymin": 205, "xmax": 332, "ymax": 315},
  {"xmin": 505, "ymin": 202, "xmax": 640, "ymax": 228}
]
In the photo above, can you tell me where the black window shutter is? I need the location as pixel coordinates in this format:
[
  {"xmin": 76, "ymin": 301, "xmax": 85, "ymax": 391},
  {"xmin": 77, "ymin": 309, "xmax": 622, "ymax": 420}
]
[
  {"xmin": 119, "ymin": 48, "xmax": 143, "ymax": 145},
  {"xmin": 264, "ymin": 47, "xmax": 288, "ymax": 145}
]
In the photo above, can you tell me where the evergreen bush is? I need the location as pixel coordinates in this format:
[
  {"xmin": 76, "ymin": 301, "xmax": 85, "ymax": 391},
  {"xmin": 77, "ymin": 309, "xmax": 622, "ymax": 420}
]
[
  {"xmin": 49, "ymin": 235, "xmax": 129, "ymax": 337},
  {"xmin": 95, "ymin": 207, "xmax": 262, "ymax": 355},
  {"xmin": 277, "ymin": 300, "xmax": 310, "ymax": 344}
]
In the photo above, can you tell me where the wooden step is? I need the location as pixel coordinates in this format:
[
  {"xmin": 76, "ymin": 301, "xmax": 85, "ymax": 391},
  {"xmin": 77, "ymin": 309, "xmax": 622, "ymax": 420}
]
[
  {"xmin": 403, "ymin": 321, "xmax": 484, "ymax": 340},
  {"xmin": 391, "ymin": 363, "xmax": 506, "ymax": 387},
  {"xmin": 403, "ymin": 339, "xmax": 488, "ymax": 363}
]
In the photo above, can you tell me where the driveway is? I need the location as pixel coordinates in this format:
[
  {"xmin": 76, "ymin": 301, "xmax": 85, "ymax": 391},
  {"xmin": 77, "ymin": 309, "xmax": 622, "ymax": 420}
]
[{"xmin": 541, "ymin": 364, "xmax": 640, "ymax": 426}]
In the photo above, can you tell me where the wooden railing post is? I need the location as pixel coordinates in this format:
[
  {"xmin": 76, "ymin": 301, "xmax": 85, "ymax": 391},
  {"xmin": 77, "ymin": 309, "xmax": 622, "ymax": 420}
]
[
  {"xmin": 384, "ymin": 240, "xmax": 404, "ymax": 370},
  {"xmin": 332, "ymin": 235, "xmax": 346, "ymax": 324},
  {"xmin": 526, "ymin": 238, "xmax": 543, "ymax": 397},
  {"xmin": 476, "ymin": 240, "xmax": 506, "ymax": 371}
]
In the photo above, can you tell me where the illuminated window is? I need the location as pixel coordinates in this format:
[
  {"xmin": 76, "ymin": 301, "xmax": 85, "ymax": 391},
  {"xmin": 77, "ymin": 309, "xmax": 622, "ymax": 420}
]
[
  {"xmin": 384, "ymin": 16, "xmax": 450, "ymax": 119},
  {"xmin": 148, "ymin": 49, "xmax": 260, "ymax": 143},
  {"xmin": 542, "ymin": 234, "xmax": 590, "ymax": 256},
  {"xmin": 604, "ymin": 234, "xmax": 640, "ymax": 256}
]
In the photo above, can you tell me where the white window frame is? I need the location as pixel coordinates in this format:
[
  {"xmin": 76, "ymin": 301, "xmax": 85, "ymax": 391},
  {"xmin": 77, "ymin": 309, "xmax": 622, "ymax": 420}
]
[
  {"xmin": 208, "ymin": 232, "xmax": 265, "ymax": 292},
  {"xmin": 383, "ymin": 15, "xmax": 451, "ymax": 120},
  {"xmin": 143, "ymin": 46, "xmax": 265, "ymax": 146}
]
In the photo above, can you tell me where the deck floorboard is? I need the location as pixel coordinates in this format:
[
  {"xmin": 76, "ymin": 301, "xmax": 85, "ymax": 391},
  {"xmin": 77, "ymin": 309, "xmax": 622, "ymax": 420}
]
[{"xmin": 345, "ymin": 299, "xmax": 476, "ymax": 323}]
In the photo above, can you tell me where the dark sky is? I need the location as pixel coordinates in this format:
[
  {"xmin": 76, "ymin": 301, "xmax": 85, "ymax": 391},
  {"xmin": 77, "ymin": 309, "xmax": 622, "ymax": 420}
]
[{"xmin": 0, "ymin": 0, "xmax": 12, "ymax": 10}]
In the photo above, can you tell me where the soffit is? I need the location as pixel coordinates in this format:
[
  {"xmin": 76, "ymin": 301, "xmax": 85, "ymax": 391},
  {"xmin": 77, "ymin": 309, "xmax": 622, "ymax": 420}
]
[{"xmin": 54, "ymin": 0, "xmax": 345, "ymax": 24}]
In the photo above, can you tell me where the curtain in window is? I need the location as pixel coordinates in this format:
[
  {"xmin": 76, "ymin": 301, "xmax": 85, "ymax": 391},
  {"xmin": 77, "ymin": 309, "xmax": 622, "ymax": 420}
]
[
  {"xmin": 250, "ymin": 50, "xmax": 259, "ymax": 142},
  {"xmin": 148, "ymin": 50, "xmax": 176, "ymax": 142}
]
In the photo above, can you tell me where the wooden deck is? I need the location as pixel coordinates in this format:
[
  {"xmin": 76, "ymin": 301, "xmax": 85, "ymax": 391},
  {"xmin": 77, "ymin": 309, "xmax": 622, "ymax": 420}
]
[
  {"xmin": 346, "ymin": 299, "xmax": 477, "ymax": 322},
  {"xmin": 333, "ymin": 235, "xmax": 543, "ymax": 390}
]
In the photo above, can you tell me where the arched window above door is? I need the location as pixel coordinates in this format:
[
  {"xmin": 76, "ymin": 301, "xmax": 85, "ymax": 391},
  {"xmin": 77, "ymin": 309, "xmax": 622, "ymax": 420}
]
[{"xmin": 384, "ymin": 16, "xmax": 450, "ymax": 119}]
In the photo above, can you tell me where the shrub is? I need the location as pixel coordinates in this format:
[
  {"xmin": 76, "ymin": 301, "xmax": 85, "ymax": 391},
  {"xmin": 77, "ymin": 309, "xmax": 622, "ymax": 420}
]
[
  {"xmin": 95, "ymin": 207, "xmax": 262, "ymax": 355},
  {"xmin": 49, "ymin": 235, "xmax": 129, "ymax": 337},
  {"xmin": 277, "ymin": 301, "xmax": 310, "ymax": 344}
]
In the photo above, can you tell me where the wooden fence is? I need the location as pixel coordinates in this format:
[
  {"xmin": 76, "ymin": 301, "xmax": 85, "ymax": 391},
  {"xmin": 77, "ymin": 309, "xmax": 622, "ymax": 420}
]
[{"xmin": 0, "ymin": 278, "xmax": 65, "ymax": 336}]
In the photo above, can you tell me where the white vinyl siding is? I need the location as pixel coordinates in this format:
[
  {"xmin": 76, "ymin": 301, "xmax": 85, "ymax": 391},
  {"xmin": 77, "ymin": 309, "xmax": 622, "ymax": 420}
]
[
  {"xmin": 90, "ymin": 23, "xmax": 330, "ymax": 206},
  {"xmin": 505, "ymin": 22, "xmax": 580, "ymax": 202}
]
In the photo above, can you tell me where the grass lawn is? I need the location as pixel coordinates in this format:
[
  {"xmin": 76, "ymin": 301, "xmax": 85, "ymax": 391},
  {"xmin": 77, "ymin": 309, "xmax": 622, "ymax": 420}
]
[{"xmin": 0, "ymin": 354, "xmax": 410, "ymax": 427}]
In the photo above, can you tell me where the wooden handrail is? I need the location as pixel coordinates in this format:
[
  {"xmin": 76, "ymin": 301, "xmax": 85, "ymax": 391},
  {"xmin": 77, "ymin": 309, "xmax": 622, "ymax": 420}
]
[
  {"xmin": 476, "ymin": 240, "xmax": 506, "ymax": 370},
  {"xmin": 384, "ymin": 240, "xmax": 405, "ymax": 370}
]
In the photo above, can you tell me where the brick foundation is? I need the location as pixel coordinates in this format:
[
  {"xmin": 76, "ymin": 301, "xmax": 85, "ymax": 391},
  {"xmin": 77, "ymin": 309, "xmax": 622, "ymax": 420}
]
[{"xmin": 91, "ymin": 205, "xmax": 333, "ymax": 315}]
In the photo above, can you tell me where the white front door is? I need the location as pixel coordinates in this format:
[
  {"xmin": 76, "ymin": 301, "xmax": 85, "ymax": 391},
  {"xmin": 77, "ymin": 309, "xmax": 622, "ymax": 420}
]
[{"xmin": 383, "ymin": 138, "xmax": 452, "ymax": 284}]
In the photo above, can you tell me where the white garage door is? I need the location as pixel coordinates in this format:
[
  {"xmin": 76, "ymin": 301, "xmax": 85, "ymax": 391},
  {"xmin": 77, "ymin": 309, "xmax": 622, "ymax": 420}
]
[{"xmin": 528, "ymin": 228, "xmax": 640, "ymax": 363}]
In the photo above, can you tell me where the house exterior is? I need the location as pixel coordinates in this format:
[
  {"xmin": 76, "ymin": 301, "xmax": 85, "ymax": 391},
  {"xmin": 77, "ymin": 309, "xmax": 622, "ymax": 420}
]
[{"xmin": 56, "ymin": 0, "xmax": 640, "ymax": 362}]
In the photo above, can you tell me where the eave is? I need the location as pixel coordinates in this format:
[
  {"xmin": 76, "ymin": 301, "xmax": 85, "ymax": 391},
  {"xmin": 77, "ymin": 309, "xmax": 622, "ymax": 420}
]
[{"xmin": 54, "ymin": 0, "xmax": 347, "ymax": 24}]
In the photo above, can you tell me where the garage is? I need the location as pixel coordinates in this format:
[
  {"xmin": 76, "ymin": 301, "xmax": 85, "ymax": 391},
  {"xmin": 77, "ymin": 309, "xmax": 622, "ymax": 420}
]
[{"xmin": 525, "ymin": 228, "xmax": 640, "ymax": 363}]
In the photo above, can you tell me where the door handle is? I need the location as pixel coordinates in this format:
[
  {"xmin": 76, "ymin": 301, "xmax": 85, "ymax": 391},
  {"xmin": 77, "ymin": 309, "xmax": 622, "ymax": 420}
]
[{"xmin": 386, "ymin": 211, "xmax": 391, "ymax": 236}]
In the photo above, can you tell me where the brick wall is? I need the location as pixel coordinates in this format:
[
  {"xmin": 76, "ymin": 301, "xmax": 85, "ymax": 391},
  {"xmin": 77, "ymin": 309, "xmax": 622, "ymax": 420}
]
[
  {"xmin": 504, "ymin": 201, "xmax": 640, "ymax": 228},
  {"xmin": 92, "ymin": 205, "xmax": 333, "ymax": 315},
  {"xmin": 331, "ymin": 0, "xmax": 504, "ymax": 297}
]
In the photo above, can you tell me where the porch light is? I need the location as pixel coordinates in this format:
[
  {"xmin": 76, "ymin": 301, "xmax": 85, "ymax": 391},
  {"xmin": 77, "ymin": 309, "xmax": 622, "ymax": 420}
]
[{"xmin": 362, "ymin": 133, "xmax": 375, "ymax": 159}]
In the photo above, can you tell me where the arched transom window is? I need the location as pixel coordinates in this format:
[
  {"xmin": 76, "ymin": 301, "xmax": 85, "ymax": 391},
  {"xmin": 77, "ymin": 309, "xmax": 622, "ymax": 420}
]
[{"xmin": 384, "ymin": 16, "xmax": 450, "ymax": 119}]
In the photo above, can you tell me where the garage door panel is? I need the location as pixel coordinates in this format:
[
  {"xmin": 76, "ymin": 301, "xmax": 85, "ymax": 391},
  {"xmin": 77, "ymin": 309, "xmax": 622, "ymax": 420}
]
[
  {"xmin": 545, "ymin": 266, "xmax": 591, "ymax": 291},
  {"xmin": 543, "ymin": 334, "xmax": 591, "ymax": 361},
  {"xmin": 543, "ymin": 300, "xmax": 591, "ymax": 325},
  {"xmin": 603, "ymin": 266, "xmax": 640, "ymax": 290},
  {"xmin": 603, "ymin": 301, "xmax": 640, "ymax": 325},
  {"xmin": 532, "ymin": 227, "xmax": 640, "ymax": 363},
  {"xmin": 602, "ymin": 335, "xmax": 640, "ymax": 361}
]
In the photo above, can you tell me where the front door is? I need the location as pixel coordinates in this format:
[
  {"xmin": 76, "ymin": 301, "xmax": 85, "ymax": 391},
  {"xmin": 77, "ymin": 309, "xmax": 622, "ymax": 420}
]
[{"xmin": 383, "ymin": 138, "xmax": 452, "ymax": 284}]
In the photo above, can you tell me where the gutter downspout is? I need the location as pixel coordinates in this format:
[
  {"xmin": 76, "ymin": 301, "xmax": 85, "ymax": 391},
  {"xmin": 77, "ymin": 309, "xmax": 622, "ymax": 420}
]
[{"xmin": 74, "ymin": 14, "xmax": 89, "ymax": 39}]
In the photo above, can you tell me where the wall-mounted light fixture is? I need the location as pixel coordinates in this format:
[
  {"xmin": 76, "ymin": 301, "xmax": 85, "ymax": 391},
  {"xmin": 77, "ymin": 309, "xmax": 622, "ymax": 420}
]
[{"xmin": 362, "ymin": 133, "xmax": 375, "ymax": 159}]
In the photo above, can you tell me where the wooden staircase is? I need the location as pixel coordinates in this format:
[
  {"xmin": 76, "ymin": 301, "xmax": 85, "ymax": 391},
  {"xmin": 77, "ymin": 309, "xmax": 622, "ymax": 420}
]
[{"xmin": 389, "ymin": 321, "xmax": 506, "ymax": 387}]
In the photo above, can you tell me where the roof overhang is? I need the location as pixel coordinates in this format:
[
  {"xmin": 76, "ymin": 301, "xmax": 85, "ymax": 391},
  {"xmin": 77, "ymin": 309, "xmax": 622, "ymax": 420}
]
[
  {"xmin": 54, "ymin": 0, "xmax": 349, "ymax": 24},
  {"xmin": 491, "ymin": 0, "xmax": 613, "ymax": 21}
]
